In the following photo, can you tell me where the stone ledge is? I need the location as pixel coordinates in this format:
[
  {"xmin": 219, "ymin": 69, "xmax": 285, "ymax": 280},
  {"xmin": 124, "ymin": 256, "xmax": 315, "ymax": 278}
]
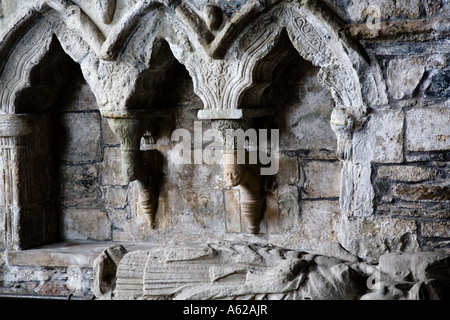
[
  {"xmin": 6, "ymin": 241, "xmax": 160, "ymax": 268},
  {"xmin": 197, "ymin": 108, "xmax": 273, "ymax": 120}
]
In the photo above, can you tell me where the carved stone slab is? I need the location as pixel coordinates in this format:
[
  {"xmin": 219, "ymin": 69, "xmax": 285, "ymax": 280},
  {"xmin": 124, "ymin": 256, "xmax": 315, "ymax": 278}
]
[{"xmin": 93, "ymin": 241, "xmax": 450, "ymax": 300}]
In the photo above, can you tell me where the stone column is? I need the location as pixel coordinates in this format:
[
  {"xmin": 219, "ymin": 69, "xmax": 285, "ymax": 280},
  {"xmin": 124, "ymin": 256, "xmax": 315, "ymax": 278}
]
[{"xmin": 0, "ymin": 114, "xmax": 35, "ymax": 250}]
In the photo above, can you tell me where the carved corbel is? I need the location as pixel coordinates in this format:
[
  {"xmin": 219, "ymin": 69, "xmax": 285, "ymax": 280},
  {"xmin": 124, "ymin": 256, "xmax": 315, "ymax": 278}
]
[
  {"xmin": 212, "ymin": 119, "xmax": 264, "ymax": 235},
  {"xmin": 102, "ymin": 110, "xmax": 160, "ymax": 228},
  {"xmin": 330, "ymin": 108, "xmax": 355, "ymax": 161},
  {"xmin": 223, "ymin": 150, "xmax": 264, "ymax": 234}
]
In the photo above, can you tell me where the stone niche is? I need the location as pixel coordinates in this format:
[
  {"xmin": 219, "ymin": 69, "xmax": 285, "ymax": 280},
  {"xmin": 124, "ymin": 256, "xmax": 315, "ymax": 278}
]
[{"xmin": 0, "ymin": 0, "xmax": 449, "ymax": 299}]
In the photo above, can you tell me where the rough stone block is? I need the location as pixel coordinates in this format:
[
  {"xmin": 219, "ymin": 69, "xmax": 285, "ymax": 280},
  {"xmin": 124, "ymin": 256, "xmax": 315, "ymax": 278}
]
[
  {"xmin": 387, "ymin": 57, "xmax": 425, "ymax": 100},
  {"xmin": 423, "ymin": 0, "xmax": 443, "ymax": 16},
  {"xmin": 391, "ymin": 184, "xmax": 450, "ymax": 202},
  {"xmin": 101, "ymin": 147, "xmax": 128, "ymax": 186},
  {"xmin": 104, "ymin": 187, "xmax": 128, "ymax": 209},
  {"xmin": 275, "ymin": 154, "xmax": 299, "ymax": 185},
  {"xmin": 351, "ymin": 162, "xmax": 375, "ymax": 217},
  {"xmin": 59, "ymin": 112, "xmax": 102, "ymax": 163},
  {"xmin": 334, "ymin": 215, "xmax": 420, "ymax": 260},
  {"xmin": 62, "ymin": 209, "xmax": 111, "ymax": 241},
  {"xmin": 59, "ymin": 165, "xmax": 101, "ymax": 208},
  {"xmin": 354, "ymin": 108, "xmax": 404, "ymax": 163},
  {"xmin": 326, "ymin": 0, "xmax": 421, "ymax": 23},
  {"xmin": 406, "ymin": 106, "xmax": 450, "ymax": 152},
  {"xmin": 298, "ymin": 200, "xmax": 340, "ymax": 249},
  {"xmin": 421, "ymin": 221, "xmax": 450, "ymax": 238},
  {"xmin": 302, "ymin": 161, "xmax": 341, "ymax": 198},
  {"xmin": 111, "ymin": 207, "xmax": 155, "ymax": 243},
  {"xmin": 377, "ymin": 165, "xmax": 437, "ymax": 182},
  {"xmin": 425, "ymin": 54, "xmax": 447, "ymax": 71}
]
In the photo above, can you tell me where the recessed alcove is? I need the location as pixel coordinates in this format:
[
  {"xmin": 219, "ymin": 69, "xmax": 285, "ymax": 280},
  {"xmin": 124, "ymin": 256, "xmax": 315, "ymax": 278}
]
[
  {"xmin": 222, "ymin": 30, "xmax": 340, "ymax": 236},
  {"xmin": 1, "ymin": 1, "xmax": 361, "ymax": 262},
  {"xmin": 2, "ymin": 0, "xmax": 448, "ymax": 299}
]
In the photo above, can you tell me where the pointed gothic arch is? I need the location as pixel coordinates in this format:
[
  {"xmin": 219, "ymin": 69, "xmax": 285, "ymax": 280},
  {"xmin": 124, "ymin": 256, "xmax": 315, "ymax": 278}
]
[{"xmin": 0, "ymin": 0, "xmax": 387, "ymax": 249}]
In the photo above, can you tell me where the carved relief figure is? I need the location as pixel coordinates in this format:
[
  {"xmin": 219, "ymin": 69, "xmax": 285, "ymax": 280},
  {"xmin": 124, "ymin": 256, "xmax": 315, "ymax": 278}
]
[{"xmin": 92, "ymin": 241, "xmax": 450, "ymax": 300}]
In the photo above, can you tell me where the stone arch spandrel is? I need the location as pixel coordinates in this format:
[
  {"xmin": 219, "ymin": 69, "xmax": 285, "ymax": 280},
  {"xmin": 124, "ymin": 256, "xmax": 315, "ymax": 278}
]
[{"xmin": 106, "ymin": 7, "xmax": 194, "ymax": 111}]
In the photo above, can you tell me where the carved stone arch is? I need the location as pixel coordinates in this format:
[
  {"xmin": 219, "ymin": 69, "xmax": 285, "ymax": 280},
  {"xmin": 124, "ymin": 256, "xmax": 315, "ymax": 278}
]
[
  {"xmin": 0, "ymin": 18, "xmax": 56, "ymax": 114},
  {"xmin": 108, "ymin": 5, "xmax": 194, "ymax": 111},
  {"xmin": 0, "ymin": 1, "xmax": 109, "ymax": 114},
  {"xmin": 179, "ymin": 1, "xmax": 383, "ymax": 161},
  {"xmin": 232, "ymin": 2, "xmax": 376, "ymax": 130},
  {"xmin": 0, "ymin": 0, "xmax": 105, "ymax": 64},
  {"xmin": 0, "ymin": 2, "xmax": 109, "ymax": 249}
]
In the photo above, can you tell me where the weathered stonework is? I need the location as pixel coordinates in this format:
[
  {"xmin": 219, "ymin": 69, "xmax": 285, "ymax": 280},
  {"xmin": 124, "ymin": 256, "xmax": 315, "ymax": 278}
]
[
  {"xmin": 61, "ymin": 209, "xmax": 111, "ymax": 241},
  {"xmin": 353, "ymin": 108, "xmax": 404, "ymax": 163},
  {"xmin": 406, "ymin": 105, "xmax": 450, "ymax": 152},
  {"xmin": 0, "ymin": 0, "xmax": 449, "ymax": 299},
  {"xmin": 92, "ymin": 241, "xmax": 450, "ymax": 300},
  {"xmin": 302, "ymin": 161, "xmax": 342, "ymax": 199}
]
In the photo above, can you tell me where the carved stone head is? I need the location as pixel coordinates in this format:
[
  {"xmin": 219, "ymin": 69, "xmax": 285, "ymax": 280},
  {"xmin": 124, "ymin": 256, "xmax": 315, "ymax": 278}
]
[{"xmin": 224, "ymin": 164, "xmax": 245, "ymax": 187}]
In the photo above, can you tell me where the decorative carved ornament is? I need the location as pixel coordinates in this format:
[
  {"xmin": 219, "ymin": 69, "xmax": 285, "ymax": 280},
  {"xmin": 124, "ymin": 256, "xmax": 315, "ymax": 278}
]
[
  {"xmin": 0, "ymin": 0, "xmax": 388, "ymax": 233},
  {"xmin": 0, "ymin": 0, "xmax": 382, "ymax": 130}
]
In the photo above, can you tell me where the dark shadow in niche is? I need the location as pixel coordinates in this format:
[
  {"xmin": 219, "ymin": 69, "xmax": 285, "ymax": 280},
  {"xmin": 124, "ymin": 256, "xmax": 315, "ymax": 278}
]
[
  {"xmin": 239, "ymin": 29, "xmax": 337, "ymax": 228},
  {"xmin": 10, "ymin": 35, "xmax": 84, "ymax": 249},
  {"xmin": 239, "ymin": 29, "xmax": 331, "ymax": 151},
  {"xmin": 14, "ymin": 35, "xmax": 73, "ymax": 114},
  {"xmin": 123, "ymin": 38, "xmax": 204, "ymax": 228},
  {"xmin": 50, "ymin": 47, "xmax": 106, "ymax": 239}
]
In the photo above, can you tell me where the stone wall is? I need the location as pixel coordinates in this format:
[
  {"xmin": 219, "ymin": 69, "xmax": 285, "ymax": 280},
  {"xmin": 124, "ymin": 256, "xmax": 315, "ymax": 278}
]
[
  {"xmin": 0, "ymin": 0, "xmax": 449, "ymax": 298},
  {"xmin": 52, "ymin": 51, "xmax": 341, "ymax": 249}
]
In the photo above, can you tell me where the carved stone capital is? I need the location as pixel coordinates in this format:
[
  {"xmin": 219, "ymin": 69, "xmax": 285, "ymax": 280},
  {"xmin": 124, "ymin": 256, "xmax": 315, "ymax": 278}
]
[
  {"xmin": 102, "ymin": 110, "xmax": 161, "ymax": 228},
  {"xmin": 102, "ymin": 110, "xmax": 157, "ymax": 181},
  {"xmin": 211, "ymin": 119, "xmax": 252, "ymax": 150}
]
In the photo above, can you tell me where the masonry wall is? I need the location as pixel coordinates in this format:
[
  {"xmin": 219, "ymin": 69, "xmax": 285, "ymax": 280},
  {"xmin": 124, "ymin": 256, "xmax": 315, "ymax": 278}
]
[
  {"xmin": 52, "ymin": 51, "xmax": 342, "ymax": 249},
  {"xmin": 0, "ymin": 0, "xmax": 449, "ymax": 297}
]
